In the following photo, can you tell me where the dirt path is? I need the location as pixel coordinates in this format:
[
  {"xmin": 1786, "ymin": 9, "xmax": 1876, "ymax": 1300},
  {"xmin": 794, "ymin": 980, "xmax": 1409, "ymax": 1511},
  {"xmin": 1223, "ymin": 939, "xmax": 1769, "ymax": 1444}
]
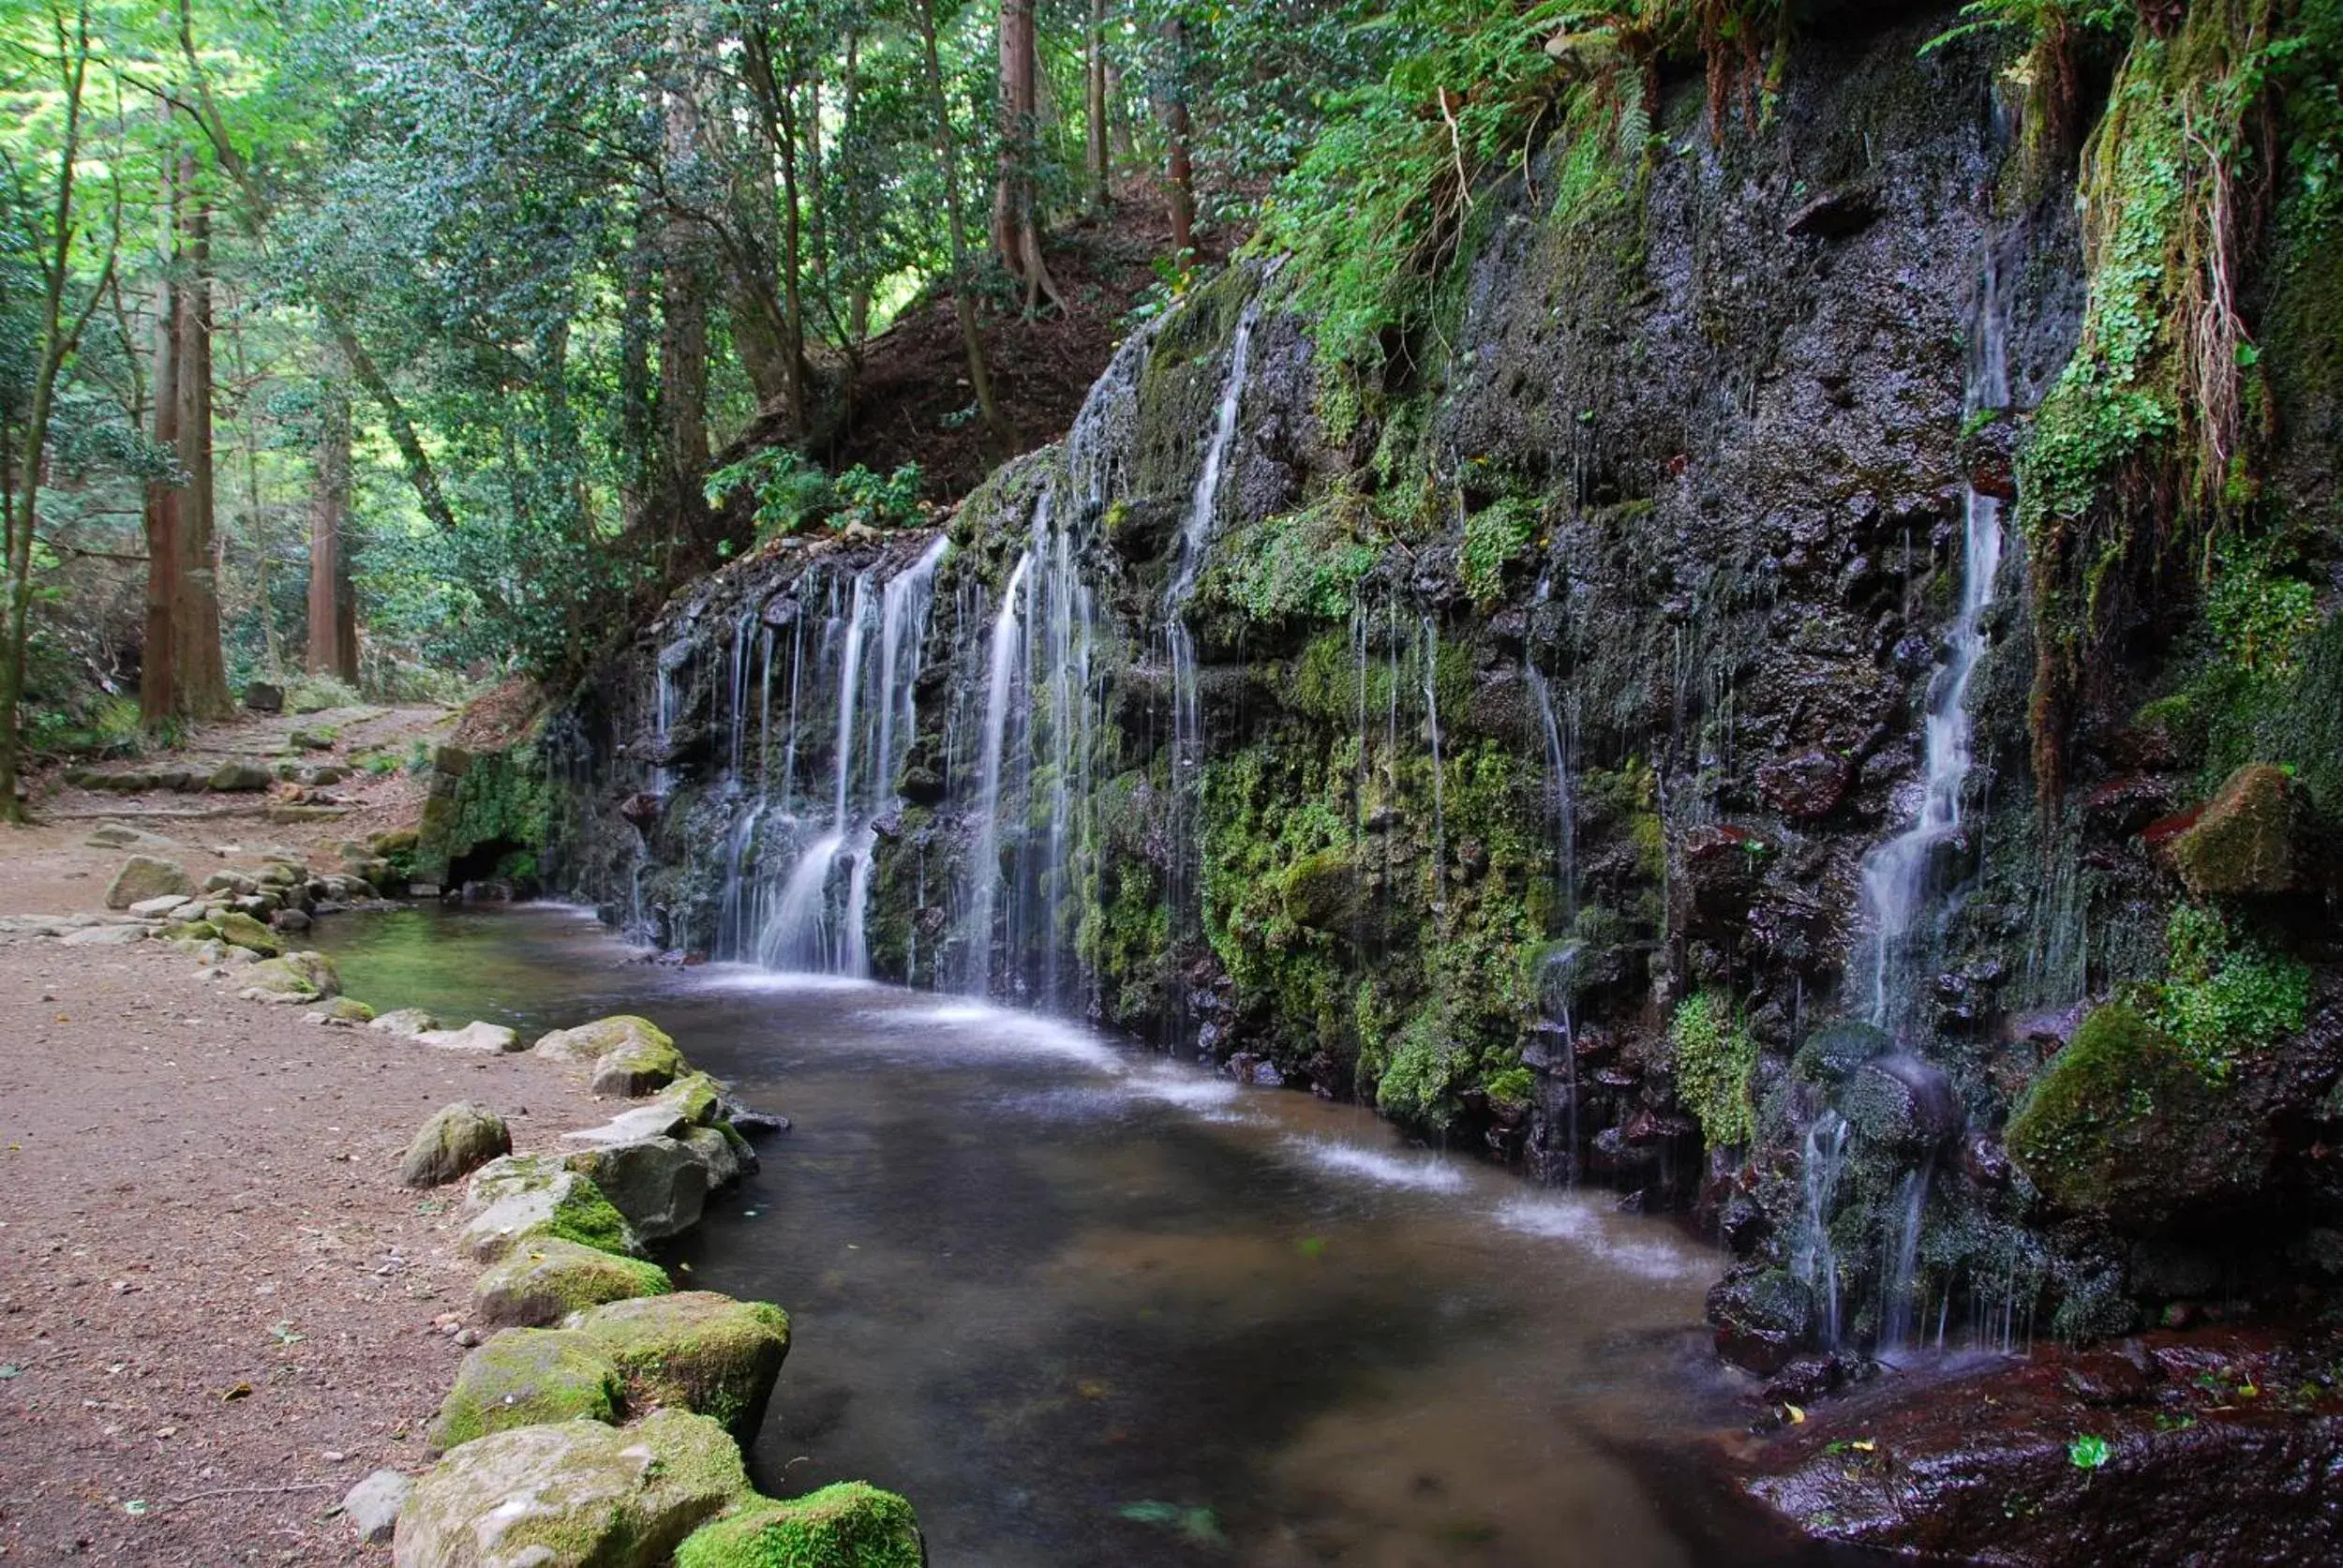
[{"xmin": 0, "ymin": 708, "xmax": 619, "ymax": 1563}]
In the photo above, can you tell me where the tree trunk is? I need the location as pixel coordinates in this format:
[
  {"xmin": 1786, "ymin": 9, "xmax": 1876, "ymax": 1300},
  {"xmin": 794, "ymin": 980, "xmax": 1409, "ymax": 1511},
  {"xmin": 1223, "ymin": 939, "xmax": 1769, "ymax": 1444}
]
[
  {"xmin": 917, "ymin": 0, "xmax": 1012, "ymax": 454},
  {"xmin": 141, "ymin": 122, "xmax": 180, "ymax": 724},
  {"xmin": 2, "ymin": 4, "xmax": 112, "ymax": 820},
  {"xmin": 1086, "ymin": 0, "xmax": 1110, "ymax": 212},
  {"xmin": 171, "ymin": 158, "xmax": 231, "ymax": 720},
  {"xmin": 620, "ymin": 216, "xmax": 657, "ymax": 524},
  {"xmin": 1105, "ymin": 58, "xmax": 1135, "ymax": 163},
  {"xmin": 307, "ymin": 374, "xmax": 356, "ymax": 682},
  {"xmin": 229, "ymin": 315, "xmax": 279, "ymax": 672},
  {"xmin": 992, "ymin": 0, "xmax": 1067, "ymax": 313},
  {"xmin": 1157, "ymin": 22, "xmax": 1196, "ymax": 261}
]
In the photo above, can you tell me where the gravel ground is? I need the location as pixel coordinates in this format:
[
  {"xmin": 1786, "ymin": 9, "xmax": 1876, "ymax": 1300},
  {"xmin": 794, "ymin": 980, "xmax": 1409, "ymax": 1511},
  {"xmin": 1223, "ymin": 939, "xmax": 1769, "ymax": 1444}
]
[{"xmin": 0, "ymin": 754, "xmax": 613, "ymax": 1564}]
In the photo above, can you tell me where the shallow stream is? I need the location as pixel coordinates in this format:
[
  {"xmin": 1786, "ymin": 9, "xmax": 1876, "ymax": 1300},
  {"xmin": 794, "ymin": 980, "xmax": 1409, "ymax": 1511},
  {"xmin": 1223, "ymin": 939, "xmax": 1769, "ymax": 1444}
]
[{"xmin": 321, "ymin": 905, "xmax": 1841, "ymax": 1567}]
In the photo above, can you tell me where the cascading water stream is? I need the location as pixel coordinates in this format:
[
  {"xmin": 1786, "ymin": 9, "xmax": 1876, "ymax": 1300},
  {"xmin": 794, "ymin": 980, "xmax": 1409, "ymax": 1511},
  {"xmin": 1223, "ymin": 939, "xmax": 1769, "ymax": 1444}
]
[
  {"xmin": 1855, "ymin": 256, "xmax": 2013, "ymax": 1032},
  {"xmin": 1796, "ymin": 1111, "xmax": 1852, "ymax": 1348},
  {"xmin": 1165, "ymin": 294, "xmax": 1265, "ymax": 955},
  {"xmin": 963, "ymin": 550, "xmax": 1034, "ymax": 996},
  {"xmin": 750, "ymin": 536, "xmax": 950, "ymax": 975}
]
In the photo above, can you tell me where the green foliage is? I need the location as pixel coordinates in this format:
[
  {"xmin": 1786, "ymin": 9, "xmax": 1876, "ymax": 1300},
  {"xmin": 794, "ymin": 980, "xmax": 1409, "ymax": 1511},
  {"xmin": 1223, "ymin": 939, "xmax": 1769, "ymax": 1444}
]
[
  {"xmin": 2068, "ymin": 1432, "xmax": 2113, "ymax": 1471},
  {"xmin": 2139, "ymin": 904, "xmax": 2310, "ymax": 1078},
  {"xmin": 2204, "ymin": 536, "xmax": 2321, "ymax": 679},
  {"xmin": 707, "ymin": 450, "xmax": 926, "ymax": 543},
  {"xmin": 1669, "ymin": 991, "xmax": 1757, "ymax": 1151},
  {"xmin": 1202, "ymin": 488, "xmax": 1383, "ymax": 627},
  {"xmin": 1460, "ymin": 496, "xmax": 1540, "ymax": 606}
]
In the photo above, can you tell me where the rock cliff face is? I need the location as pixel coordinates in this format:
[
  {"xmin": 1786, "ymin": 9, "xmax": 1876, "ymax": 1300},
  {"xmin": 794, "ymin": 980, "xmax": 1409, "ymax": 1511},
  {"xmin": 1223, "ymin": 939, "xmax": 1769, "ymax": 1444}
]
[{"xmin": 514, "ymin": 0, "xmax": 2343, "ymax": 1404}]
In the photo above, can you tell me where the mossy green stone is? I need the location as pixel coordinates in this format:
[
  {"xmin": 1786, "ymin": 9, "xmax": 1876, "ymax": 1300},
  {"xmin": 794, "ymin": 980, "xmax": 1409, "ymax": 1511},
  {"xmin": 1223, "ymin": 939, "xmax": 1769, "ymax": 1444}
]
[
  {"xmin": 534, "ymin": 1013, "xmax": 677, "ymax": 1064},
  {"xmin": 474, "ymin": 1237, "xmax": 674, "ymax": 1327},
  {"xmin": 655, "ymin": 1072, "xmax": 728, "ymax": 1127},
  {"xmin": 592, "ymin": 1036, "xmax": 690, "ymax": 1098},
  {"xmin": 428, "ymin": 1328, "xmax": 623, "ymax": 1451},
  {"xmin": 213, "ymin": 910, "xmax": 281, "ymax": 956},
  {"xmin": 567, "ymin": 1292, "xmax": 791, "ymax": 1441},
  {"xmin": 162, "ymin": 918, "xmax": 219, "ymax": 943},
  {"xmin": 395, "ymin": 1408, "xmax": 747, "ymax": 1567},
  {"xmin": 2169, "ymin": 762, "xmax": 2297, "ymax": 897},
  {"xmin": 674, "ymin": 1484, "xmax": 926, "ymax": 1568},
  {"xmin": 463, "ymin": 1155, "xmax": 644, "ymax": 1261},
  {"xmin": 2007, "ymin": 1002, "xmax": 2273, "ymax": 1231}
]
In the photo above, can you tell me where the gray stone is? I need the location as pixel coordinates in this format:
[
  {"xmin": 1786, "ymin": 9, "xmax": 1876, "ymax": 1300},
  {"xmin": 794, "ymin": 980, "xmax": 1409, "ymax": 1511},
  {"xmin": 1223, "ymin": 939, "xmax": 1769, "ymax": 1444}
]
[
  {"xmin": 86, "ymin": 823, "xmax": 178, "ymax": 850},
  {"xmin": 271, "ymin": 907, "xmax": 313, "ymax": 933},
  {"xmin": 341, "ymin": 1469, "xmax": 411, "ymax": 1546},
  {"xmin": 127, "ymin": 893, "xmax": 198, "ymax": 918},
  {"xmin": 206, "ymin": 759, "xmax": 275, "ymax": 792},
  {"xmin": 460, "ymin": 1155, "xmax": 641, "ymax": 1262},
  {"xmin": 369, "ymin": 1008, "xmax": 443, "ymax": 1038},
  {"xmin": 391, "ymin": 1409, "xmax": 746, "ymax": 1568},
  {"xmin": 105, "ymin": 855, "xmax": 193, "ymax": 910},
  {"xmin": 401, "ymin": 1102, "xmax": 512, "ymax": 1188},
  {"xmin": 61, "ymin": 923, "xmax": 147, "ymax": 947},
  {"xmin": 560, "ymin": 1106, "xmax": 691, "ymax": 1149},
  {"xmin": 560, "ymin": 1138, "xmax": 709, "ymax": 1242},
  {"xmin": 415, "ymin": 1021, "xmax": 521, "ymax": 1053}
]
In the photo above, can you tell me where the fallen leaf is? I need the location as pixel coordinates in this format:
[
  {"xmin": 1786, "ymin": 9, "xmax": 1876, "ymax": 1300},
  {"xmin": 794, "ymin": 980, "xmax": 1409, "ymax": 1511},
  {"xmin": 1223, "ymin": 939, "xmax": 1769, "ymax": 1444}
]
[
  {"xmin": 1784, "ymin": 1403, "xmax": 1805, "ymax": 1424},
  {"xmin": 221, "ymin": 1382, "xmax": 252, "ymax": 1401}
]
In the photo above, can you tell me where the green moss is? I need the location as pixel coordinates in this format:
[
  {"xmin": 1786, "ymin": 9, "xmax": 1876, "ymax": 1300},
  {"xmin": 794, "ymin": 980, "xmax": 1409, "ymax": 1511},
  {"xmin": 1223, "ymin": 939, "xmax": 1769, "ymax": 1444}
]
[
  {"xmin": 2137, "ymin": 903, "xmax": 2310, "ymax": 1078},
  {"xmin": 674, "ymin": 1484, "xmax": 924, "ymax": 1568},
  {"xmin": 475, "ymin": 1237, "xmax": 674, "ymax": 1327},
  {"xmin": 429, "ymin": 1328, "xmax": 622, "ymax": 1451},
  {"xmin": 1200, "ymin": 485, "xmax": 1383, "ymax": 629},
  {"xmin": 569, "ymin": 1292, "xmax": 792, "ymax": 1441},
  {"xmin": 2005, "ymin": 1001, "xmax": 2269, "ymax": 1227},
  {"xmin": 1669, "ymin": 992, "xmax": 1758, "ymax": 1152},
  {"xmin": 1459, "ymin": 496, "xmax": 1541, "ymax": 607},
  {"xmin": 417, "ymin": 742, "xmax": 550, "ymax": 885}
]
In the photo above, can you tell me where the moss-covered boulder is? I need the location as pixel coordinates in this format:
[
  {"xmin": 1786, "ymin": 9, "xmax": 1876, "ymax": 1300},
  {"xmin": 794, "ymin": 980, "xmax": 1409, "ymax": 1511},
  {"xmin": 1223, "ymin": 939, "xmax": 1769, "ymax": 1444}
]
[
  {"xmin": 562, "ymin": 1138, "xmax": 710, "ymax": 1241},
  {"xmin": 591, "ymin": 1036, "xmax": 690, "ymax": 1098},
  {"xmin": 104, "ymin": 855, "xmax": 194, "ymax": 910},
  {"xmin": 1791, "ymin": 1021, "xmax": 1890, "ymax": 1086},
  {"xmin": 162, "ymin": 918, "xmax": 220, "ymax": 943},
  {"xmin": 473, "ymin": 1237, "xmax": 673, "ymax": 1328},
  {"xmin": 428, "ymin": 1328, "xmax": 623, "ymax": 1451},
  {"xmin": 213, "ymin": 909, "xmax": 282, "ymax": 956},
  {"xmin": 653, "ymin": 1072, "xmax": 731, "ymax": 1127},
  {"xmin": 1705, "ymin": 1266, "xmax": 1813, "ymax": 1376},
  {"xmin": 401, "ymin": 1101, "xmax": 513, "ymax": 1189},
  {"xmin": 2168, "ymin": 763, "xmax": 2298, "ymax": 898},
  {"xmin": 395, "ymin": 1408, "xmax": 747, "ymax": 1568},
  {"xmin": 533, "ymin": 1014, "xmax": 676, "ymax": 1066},
  {"xmin": 237, "ymin": 950, "xmax": 341, "ymax": 1003},
  {"xmin": 462, "ymin": 1154, "xmax": 643, "ymax": 1262},
  {"xmin": 306, "ymin": 996, "xmax": 378, "ymax": 1026},
  {"xmin": 2006, "ymin": 1003, "xmax": 2275, "ymax": 1232},
  {"xmin": 1278, "ymin": 846, "xmax": 1357, "ymax": 932},
  {"xmin": 673, "ymin": 1485, "xmax": 925, "ymax": 1568},
  {"xmin": 565, "ymin": 1292, "xmax": 791, "ymax": 1441}
]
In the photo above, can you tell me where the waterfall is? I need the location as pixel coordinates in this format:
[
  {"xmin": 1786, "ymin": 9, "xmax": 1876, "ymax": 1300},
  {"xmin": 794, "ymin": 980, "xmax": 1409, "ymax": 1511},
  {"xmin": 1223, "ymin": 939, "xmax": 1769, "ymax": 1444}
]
[
  {"xmin": 963, "ymin": 549, "xmax": 1034, "ymax": 995},
  {"xmin": 748, "ymin": 536, "xmax": 950, "ymax": 975},
  {"xmin": 1880, "ymin": 1157, "xmax": 1934, "ymax": 1354},
  {"xmin": 1528, "ymin": 664, "xmax": 1577, "ymax": 927},
  {"xmin": 1796, "ymin": 1111, "xmax": 1851, "ymax": 1348},
  {"xmin": 1855, "ymin": 256, "xmax": 2013, "ymax": 1032},
  {"xmin": 1420, "ymin": 617, "xmax": 1447, "ymax": 920},
  {"xmin": 1165, "ymin": 294, "xmax": 1265, "ymax": 956}
]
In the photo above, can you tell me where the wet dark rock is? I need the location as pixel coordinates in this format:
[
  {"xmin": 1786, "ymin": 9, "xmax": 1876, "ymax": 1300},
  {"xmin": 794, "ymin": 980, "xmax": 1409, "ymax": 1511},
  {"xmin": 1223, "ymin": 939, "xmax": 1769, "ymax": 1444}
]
[
  {"xmin": 243, "ymin": 682, "xmax": 285, "ymax": 714},
  {"xmin": 1790, "ymin": 1021, "xmax": 1889, "ymax": 1087},
  {"xmin": 619, "ymin": 791, "xmax": 664, "ymax": 828},
  {"xmin": 1740, "ymin": 1330, "xmax": 2343, "ymax": 1567},
  {"xmin": 1784, "ymin": 184, "xmax": 1880, "ymax": 240},
  {"xmin": 1962, "ymin": 1134, "xmax": 2013, "ymax": 1189},
  {"xmin": 1708, "ymin": 1267, "xmax": 1814, "ymax": 1376},
  {"xmin": 1755, "ymin": 750, "xmax": 1852, "ymax": 820},
  {"xmin": 1721, "ymin": 1194, "xmax": 1771, "ymax": 1257},
  {"xmin": 1225, "ymin": 1053, "xmax": 1284, "ymax": 1088},
  {"xmin": 1841, "ymin": 1053, "xmax": 1962, "ymax": 1157}
]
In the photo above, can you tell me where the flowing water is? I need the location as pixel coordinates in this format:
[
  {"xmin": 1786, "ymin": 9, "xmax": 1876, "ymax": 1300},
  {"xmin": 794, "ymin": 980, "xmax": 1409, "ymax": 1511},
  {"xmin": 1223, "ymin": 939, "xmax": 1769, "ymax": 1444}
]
[
  {"xmin": 320, "ymin": 905, "xmax": 1843, "ymax": 1568},
  {"xmin": 1853, "ymin": 258, "xmax": 2013, "ymax": 1034}
]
